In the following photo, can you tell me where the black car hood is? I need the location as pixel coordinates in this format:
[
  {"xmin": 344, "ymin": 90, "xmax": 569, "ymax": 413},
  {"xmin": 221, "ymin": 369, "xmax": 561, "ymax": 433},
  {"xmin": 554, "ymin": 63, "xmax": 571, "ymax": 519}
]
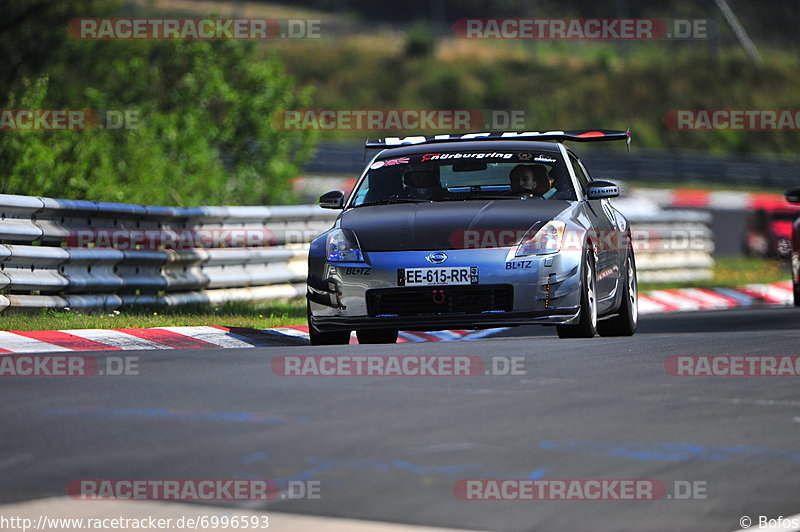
[{"xmin": 340, "ymin": 200, "xmax": 572, "ymax": 251}]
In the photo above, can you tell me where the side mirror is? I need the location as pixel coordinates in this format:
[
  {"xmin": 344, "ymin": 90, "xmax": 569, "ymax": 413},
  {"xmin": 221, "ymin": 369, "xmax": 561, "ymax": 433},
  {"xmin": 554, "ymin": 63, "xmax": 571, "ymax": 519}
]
[
  {"xmin": 586, "ymin": 180, "xmax": 619, "ymax": 200},
  {"xmin": 785, "ymin": 186, "xmax": 800, "ymax": 204},
  {"xmin": 319, "ymin": 190, "xmax": 345, "ymax": 209}
]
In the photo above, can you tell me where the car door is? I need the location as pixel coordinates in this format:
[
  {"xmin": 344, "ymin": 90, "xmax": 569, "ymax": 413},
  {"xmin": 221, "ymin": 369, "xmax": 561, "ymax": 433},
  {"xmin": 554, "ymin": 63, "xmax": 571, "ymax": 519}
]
[{"xmin": 568, "ymin": 152, "xmax": 620, "ymax": 312}]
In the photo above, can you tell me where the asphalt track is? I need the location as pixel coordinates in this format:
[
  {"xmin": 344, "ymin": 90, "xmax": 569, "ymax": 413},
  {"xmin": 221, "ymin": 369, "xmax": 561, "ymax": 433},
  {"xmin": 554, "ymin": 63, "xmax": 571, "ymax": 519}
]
[{"xmin": 2, "ymin": 307, "xmax": 800, "ymax": 531}]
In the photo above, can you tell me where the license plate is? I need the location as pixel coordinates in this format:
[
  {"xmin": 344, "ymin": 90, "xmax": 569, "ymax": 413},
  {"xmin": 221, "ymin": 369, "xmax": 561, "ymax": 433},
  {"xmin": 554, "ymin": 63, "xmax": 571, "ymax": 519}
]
[{"xmin": 398, "ymin": 267, "xmax": 478, "ymax": 286}]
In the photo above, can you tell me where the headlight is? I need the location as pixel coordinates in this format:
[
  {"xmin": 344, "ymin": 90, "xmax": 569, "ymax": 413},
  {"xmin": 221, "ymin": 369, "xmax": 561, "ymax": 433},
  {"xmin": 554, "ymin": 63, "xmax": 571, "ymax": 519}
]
[
  {"xmin": 326, "ymin": 228, "xmax": 364, "ymax": 262},
  {"xmin": 515, "ymin": 220, "xmax": 566, "ymax": 257}
]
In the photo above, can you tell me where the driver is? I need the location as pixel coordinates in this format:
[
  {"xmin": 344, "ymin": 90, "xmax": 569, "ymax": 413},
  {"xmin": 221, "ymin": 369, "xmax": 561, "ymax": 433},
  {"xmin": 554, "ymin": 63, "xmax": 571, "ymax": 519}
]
[
  {"xmin": 509, "ymin": 164, "xmax": 556, "ymax": 198},
  {"xmin": 402, "ymin": 168, "xmax": 443, "ymax": 200}
]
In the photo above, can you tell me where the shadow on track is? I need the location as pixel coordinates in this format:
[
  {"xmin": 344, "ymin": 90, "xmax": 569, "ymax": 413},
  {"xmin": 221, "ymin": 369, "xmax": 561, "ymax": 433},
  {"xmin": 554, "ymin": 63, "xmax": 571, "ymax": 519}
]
[{"xmin": 496, "ymin": 306, "xmax": 800, "ymax": 338}]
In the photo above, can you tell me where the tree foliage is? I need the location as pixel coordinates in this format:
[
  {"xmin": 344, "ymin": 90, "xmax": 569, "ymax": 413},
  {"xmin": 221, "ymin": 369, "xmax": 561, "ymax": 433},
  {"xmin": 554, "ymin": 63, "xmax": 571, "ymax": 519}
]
[{"xmin": 0, "ymin": 1, "xmax": 317, "ymax": 205}]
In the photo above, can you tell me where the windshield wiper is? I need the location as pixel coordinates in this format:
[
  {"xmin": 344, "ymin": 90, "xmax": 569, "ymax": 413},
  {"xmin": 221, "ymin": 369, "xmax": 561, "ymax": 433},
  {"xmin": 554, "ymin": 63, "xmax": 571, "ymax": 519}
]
[
  {"xmin": 441, "ymin": 195, "xmax": 535, "ymax": 201},
  {"xmin": 355, "ymin": 198, "xmax": 434, "ymax": 207}
]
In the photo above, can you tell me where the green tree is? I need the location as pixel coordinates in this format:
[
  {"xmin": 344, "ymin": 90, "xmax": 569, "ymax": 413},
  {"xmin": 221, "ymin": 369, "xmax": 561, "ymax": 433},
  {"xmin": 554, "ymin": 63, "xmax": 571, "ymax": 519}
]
[{"xmin": 1, "ymin": 2, "xmax": 317, "ymax": 206}]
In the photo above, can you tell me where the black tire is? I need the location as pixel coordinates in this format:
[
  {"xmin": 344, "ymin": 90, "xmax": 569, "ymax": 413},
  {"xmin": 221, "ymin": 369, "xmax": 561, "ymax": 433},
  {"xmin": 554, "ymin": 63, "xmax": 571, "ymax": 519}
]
[
  {"xmin": 793, "ymin": 254, "xmax": 800, "ymax": 307},
  {"xmin": 794, "ymin": 280, "xmax": 800, "ymax": 307},
  {"xmin": 307, "ymin": 301, "xmax": 351, "ymax": 346},
  {"xmin": 356, "ymin": 329, "xmax": 398, "ymax": 344},
  {"xmin": 597, "ymin": 251, "xmax": 638, "ymax": 337},
  {"xmin": 556, "ymin": 251, "xmax": 598, "ymax": 339}
]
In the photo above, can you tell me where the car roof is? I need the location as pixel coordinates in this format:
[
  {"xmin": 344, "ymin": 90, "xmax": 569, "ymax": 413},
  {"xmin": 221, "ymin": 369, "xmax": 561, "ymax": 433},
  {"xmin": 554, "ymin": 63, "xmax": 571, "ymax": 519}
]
[{"xmin": 373, "ymin": 140, "xmax": 565, "ymax": 158}]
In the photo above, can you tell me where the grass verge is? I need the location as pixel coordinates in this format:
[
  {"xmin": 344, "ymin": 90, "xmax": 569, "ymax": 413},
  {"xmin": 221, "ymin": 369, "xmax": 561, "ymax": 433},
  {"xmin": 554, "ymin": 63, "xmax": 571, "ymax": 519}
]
[
  {"xmin": 0, "ymin": 300, "xmax": 307, "ymax": 332},
  {"xmin": 640, "ymin": 255, "xmax": 791, "ymax": 291}
]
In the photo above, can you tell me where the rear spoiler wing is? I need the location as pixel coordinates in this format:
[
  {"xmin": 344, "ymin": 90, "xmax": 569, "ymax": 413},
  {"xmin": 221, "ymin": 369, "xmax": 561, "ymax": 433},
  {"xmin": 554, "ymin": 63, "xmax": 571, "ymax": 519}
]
[{"xmin": 365, "ymin": 129, "xmax": 631, "ymax": 151}]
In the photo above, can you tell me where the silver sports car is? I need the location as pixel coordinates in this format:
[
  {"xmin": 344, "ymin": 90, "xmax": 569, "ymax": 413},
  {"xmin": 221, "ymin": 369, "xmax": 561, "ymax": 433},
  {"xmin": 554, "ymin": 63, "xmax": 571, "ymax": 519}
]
[{"xmin": 306, "ymin": 130, "xmax": 638, "ymax": 344}]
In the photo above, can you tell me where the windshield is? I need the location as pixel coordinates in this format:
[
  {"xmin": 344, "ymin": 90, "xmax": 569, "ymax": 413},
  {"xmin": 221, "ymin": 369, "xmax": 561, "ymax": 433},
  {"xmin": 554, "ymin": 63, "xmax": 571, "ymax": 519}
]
[{"xmin": 350, "ymin": 150, "xmax": 576, "ymax": 207}]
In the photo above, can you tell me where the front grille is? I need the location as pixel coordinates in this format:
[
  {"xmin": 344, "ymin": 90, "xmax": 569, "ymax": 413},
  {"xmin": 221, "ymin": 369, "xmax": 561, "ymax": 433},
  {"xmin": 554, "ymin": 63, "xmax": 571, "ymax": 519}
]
[{"xmin": 366, "ymin": 285, "xmax": 514, "ymax": 317}]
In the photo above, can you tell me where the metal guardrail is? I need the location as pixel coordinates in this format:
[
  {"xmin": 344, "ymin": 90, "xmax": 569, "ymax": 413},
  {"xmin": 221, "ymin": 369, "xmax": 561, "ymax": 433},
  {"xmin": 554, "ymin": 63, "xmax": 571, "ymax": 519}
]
[
  {"xmin": 0, "ymin": 193, "xmax": 712, "ymax": 312},
  {"xmin": 0, "ymin": 194, "xmax": 338, "ymax": 312},
  {"xmin": 616, "ymin": 202, "xmax": 714, "ymax": 283}
]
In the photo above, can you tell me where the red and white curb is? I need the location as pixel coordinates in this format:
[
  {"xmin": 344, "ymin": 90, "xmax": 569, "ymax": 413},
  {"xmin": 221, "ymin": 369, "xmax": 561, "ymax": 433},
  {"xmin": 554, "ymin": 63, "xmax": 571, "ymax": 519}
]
[
  {"xmin": 0, "ymin": 282, "xmax": 793, "ymax": 353},
  {"xmin": 0, "ymin": 325, "xmax": 505, "ymax": 354},
  {"xmin": 630, "ymin": 187, "xmax": 798, "ymax": 211},
  {"xmin": 638, "ymin": 281, "xmax": 795, "ymax": 314}
]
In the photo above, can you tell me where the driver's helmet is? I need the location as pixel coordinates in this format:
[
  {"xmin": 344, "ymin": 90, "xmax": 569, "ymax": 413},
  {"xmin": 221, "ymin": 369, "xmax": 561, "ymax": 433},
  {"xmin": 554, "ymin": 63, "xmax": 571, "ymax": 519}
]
[{"xmin": 402, "ymin": 168, "xmax": 442, "ymax": 200}]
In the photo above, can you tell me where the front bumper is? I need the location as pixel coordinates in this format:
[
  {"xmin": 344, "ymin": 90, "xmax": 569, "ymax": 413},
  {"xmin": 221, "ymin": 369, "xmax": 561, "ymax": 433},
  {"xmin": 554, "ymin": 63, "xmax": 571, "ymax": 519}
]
[
  {"xmin": 308, "ymin": 247, "xmax": 584, "ymax": 332},
  {"xmin": 310, "ymin": 307, "xmax": 580, "ymax": 332}
]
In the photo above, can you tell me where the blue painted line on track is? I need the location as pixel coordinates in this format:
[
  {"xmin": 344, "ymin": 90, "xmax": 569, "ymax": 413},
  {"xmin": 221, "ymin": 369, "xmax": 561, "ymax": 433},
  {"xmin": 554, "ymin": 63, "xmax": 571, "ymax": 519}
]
[{"xmin": 528, "ymin": 468, "xmax": 547, "ymax": 479}]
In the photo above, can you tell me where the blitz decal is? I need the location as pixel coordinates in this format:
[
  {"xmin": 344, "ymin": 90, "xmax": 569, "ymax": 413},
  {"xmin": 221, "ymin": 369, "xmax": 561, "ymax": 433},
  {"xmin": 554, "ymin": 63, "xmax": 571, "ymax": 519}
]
[
  {"xmin": 343, "ymin": 267, "xmax": 371, "ymax": 275},
  {"xmin": 506, "ymin": 261, "xmax": 533, "ymax": 269}
]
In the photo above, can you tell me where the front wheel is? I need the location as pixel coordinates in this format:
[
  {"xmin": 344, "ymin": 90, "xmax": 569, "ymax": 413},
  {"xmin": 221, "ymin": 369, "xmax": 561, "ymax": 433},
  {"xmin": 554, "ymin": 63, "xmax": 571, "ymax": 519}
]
[
  {"xmin": 597, "ymin": 251, "xmax": 638, "ymax": 337},
  {"xmin": 556, "ymin": 251, "xmax": 598, "ymax": 339},
  {"xmin": 307, "ymin": 301, "xmax": 351, "ymax": 345},
  {"xmin": 793, "ymin": 253, "xmax": 800, "ymax": 307}
]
